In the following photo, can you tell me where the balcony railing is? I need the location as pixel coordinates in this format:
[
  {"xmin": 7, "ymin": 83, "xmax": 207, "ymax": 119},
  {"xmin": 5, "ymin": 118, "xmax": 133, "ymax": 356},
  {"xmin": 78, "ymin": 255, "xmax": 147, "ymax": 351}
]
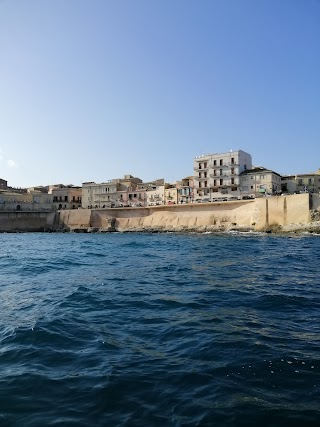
[{"xmin": 194, "ymin": 167, "xmax": 209, "ymax": 172}]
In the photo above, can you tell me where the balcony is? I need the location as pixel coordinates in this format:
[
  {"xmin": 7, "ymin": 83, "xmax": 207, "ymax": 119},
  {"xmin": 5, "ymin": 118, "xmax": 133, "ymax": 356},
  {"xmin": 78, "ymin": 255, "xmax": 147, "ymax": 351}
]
[{"xmin": 194, "ymin": 166, "xmax": 209, "ymax": 172}]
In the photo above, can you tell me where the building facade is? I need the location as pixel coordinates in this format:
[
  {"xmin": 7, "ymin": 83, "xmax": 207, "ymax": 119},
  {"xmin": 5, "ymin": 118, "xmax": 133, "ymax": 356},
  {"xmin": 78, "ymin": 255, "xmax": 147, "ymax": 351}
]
[
  {"xmin": 50, "ymin": 186, "xmax": 82, "ymax": 210},
  {"xmin": 82, "ymin": 181, "xmax": 120, "ymax": 208},
  {"xmin": 145, "ymin": 179, "xmax": 165, "ymax": 206},
  {"xmin": 164, "ymin": 185, "xmax": 178, "ymax": 205},
  {"xmin": 82, "ymin": 175, "xmax": 143, "ymax": 208},
  {"xmin": 176, "ymin": 176, "xmax": 194, "ymax": 204},
  {"xmin": 281, "ymin": 170, "xmax": 320, "ymax": 194},
  {"xmin": 240, "ymin": 167, "xmax": 282, "ymax": 197},
  {"xmin": 0, "ymin": 190, "xmax": 53, "ymax": 211},
  {"xmin": 193, "ymin": 150, "xmax": 252, "ymax": 201}
]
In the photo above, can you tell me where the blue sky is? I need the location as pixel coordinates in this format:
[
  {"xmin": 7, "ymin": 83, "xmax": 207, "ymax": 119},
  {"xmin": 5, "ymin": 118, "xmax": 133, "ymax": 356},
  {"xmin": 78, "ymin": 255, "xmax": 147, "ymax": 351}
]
[{"xmin": 0, "ymin": 0, "xmax": 319, "ymax": 187}]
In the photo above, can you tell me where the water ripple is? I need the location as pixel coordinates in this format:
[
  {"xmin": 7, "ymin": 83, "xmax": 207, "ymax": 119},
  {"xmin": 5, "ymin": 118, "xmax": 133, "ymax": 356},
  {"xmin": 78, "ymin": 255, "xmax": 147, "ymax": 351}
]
[{"xmin": 0, "ymin": 233, "xmax": 319, "ymax": 426}]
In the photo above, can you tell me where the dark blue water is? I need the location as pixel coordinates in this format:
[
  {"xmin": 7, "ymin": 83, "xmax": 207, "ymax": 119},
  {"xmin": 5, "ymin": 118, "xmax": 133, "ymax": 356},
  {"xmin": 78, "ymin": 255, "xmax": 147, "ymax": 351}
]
[{"xmin": 0, "ymin": 232, "xmax": 320, "ymax": 426}]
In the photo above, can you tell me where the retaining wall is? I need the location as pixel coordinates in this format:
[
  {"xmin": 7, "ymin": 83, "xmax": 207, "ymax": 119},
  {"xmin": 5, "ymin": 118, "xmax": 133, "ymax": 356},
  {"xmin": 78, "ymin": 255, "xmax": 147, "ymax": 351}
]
[
  {"xmin": 58, "ymin": 193, "xmax": 314, "ymax": 232},
  {"xmin": 0, "ymin": 211, "xmax": 56, "ymax": 232},
  {"xmin": 0, "ymin": 194, "xmax": 317, "ymax": 233}
]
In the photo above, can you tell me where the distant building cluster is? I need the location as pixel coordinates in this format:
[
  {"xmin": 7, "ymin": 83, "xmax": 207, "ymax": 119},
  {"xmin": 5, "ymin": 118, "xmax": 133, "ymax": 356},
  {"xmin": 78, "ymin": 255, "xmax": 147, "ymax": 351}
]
[{"xmin": 0, "ymin": 150, "xmax": 319, "ymax": 212}]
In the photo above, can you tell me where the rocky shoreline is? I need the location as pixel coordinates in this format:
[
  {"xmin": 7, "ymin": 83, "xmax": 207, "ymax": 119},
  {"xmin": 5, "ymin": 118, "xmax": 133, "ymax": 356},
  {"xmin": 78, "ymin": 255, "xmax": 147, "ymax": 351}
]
[
  {"xmin": 2, "ymin": 221, "xmax": 320, "ymax": 235},
  {"xmin": 66, "ymin": 221, "xmax": 320, "ymax": 235}
]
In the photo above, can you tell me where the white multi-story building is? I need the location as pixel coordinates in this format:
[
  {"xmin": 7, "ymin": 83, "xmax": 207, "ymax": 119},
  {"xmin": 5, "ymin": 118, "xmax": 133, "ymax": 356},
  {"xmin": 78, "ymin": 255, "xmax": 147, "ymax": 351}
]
[{"xmin": 193, "ymin": 150, "xmax": 252, "ymax": 201}]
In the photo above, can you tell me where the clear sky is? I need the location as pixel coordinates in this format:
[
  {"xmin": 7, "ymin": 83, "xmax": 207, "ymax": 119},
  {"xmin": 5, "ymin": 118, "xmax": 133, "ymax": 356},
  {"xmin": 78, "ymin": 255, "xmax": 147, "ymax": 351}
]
[{"xmin": 0, "ymin": 0, "xmax": 319, "ymax": 187}]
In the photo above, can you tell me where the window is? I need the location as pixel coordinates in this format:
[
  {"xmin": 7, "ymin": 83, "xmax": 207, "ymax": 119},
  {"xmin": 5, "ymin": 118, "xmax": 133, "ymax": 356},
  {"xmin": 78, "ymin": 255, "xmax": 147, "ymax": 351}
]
[
  {"xmin": 65, "ymin": 196, "xmax": 68, "ymax": 201},
  {"xmin": 220, "ymin": 179, "xmax": 223, "ymax": 185},
  {"xmin": 214, "ymin": 160, "xmax": 217, "ymax": 166},
  {"xmin": 199, "ymin": 172, "xmax": 201, "ymax": 178},
  {"xmin": 231, "ymin": 167, "xmax": 234, "ymax": 175},
  {"xmin": 204, "ymin": 162, "xmax": 207, "ymax": 168},
  {"xmin": 231, "ymin": 178, "xmax": 235, "ymax": 185},
  {"xmin": 220, "ymin": 169, "xmax": 223, "ymax": 176},
  {"xmin": 214, "ymin": 170, "xmax": 217, "ymax": 176},
  {"xmin": 204, "ymin": 181, "xmax": 207, "ymax": 187},
  {"xmin": 231, "ymin": 157, "xmax": 234, "ymax": 165},
  {"xmin": 204, "ymin": 172, "xmax": 207, "ymax": 178},
  {"xmin": 214, "ymin": 179, "xmax": 217, "ymax": 186},
  {"xmin": 220, "ymin": 159, "xmax": 223, "ymax": 166}
]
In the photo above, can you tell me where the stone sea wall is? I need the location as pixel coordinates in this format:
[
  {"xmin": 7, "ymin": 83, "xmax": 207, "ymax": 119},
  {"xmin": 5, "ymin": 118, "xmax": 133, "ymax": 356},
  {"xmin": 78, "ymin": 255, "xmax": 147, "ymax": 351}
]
[
  {"xmin": 0, "ymin": 211, "xmax": 57, "ymax": 232},
  {"xmin": 1, "ymin": 193, "xmax": 319, "ymax": 233},
  {"xmin": 58, "ymin": 193, "xmax": 320, "ymax": 233}
]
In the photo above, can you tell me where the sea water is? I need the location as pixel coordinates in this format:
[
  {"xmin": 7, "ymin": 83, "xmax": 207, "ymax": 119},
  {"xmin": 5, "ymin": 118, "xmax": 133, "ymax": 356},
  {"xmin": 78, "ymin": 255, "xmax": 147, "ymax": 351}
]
[{"xmin": 0, "ymin": 232, "xmax": 319, "ymax": 426}]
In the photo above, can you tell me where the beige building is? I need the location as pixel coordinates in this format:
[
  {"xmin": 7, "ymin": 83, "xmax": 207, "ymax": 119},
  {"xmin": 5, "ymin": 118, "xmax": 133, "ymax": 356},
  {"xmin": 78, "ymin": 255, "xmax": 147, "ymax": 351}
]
[
  {"xmin": 281, "ymin": 170, "xmax": 320, "ymax": 194},
  {"xmin": 82, "ymin": 175, "xmax": 142, "ymax": 208},
  {"xmin": 164, "ymin": 185, "xmax": 178, "ymax": 205},
  {"xmin": 194, "ymin": 150, "xmax": 252, "ymax": 201},
  {"xmin": 240, "ymin": 167, "xmax": 282, "ymax": 197},
  {"xmin": 82, "ymin": 181, "xmax": 120, "ymax": 208},
  {"xmin": 49, "ymin": 185, "xmax": 82, "ymax": 210},
  {"xmin": 0, "ymin": 190, "xmax": 53, "ymax": 211},
  {"xmin": 127, "ymin": 184, "xmax": 146, "ymax": 207},
  {"xmin": 176, "ymin": 176, "xmax": 194, "ymax": 204},
  {"xmin": 146, "ymin": 179, "xmax": 165, "ymax": 206}
]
